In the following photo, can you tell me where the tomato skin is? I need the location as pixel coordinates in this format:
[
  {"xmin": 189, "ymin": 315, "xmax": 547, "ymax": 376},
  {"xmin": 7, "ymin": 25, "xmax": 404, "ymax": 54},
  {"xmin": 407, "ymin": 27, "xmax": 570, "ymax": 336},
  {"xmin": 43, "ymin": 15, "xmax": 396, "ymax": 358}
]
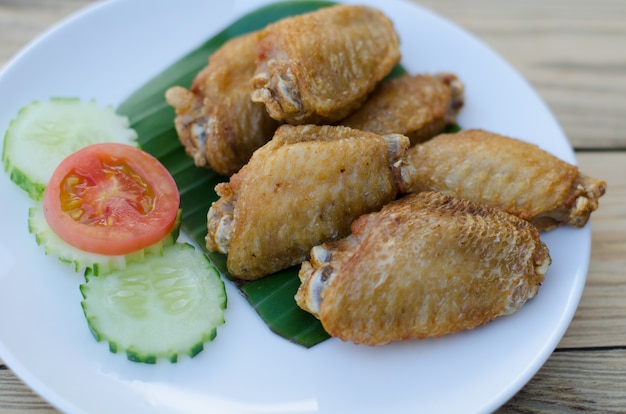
[{"xmin": 43, "ymin": 143, "xmax": 180, "ymax": 256}]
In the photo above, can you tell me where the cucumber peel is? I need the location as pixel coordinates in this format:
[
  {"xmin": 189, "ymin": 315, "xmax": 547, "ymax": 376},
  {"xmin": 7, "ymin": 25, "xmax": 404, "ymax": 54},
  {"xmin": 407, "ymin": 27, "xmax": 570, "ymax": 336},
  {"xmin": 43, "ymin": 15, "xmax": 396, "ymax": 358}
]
[
  {"xmin": 80, "ymin": 243, "xmax": 226, "ymax": 363},
  {"xmin": 2, "ymin": 98, "xmax": 138, "ymax": 201},
  {"xmin": 28, "ymin": 205, "xmax": 182, "ymax": 275}
]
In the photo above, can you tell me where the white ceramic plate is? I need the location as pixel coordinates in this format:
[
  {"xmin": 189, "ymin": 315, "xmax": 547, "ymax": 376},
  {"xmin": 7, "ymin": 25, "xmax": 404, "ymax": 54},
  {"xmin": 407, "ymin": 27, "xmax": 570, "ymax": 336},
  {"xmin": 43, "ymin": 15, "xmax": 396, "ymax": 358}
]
[{"xmin": 0, "ymin": 0, "xmax": 589, "ymax": 413}]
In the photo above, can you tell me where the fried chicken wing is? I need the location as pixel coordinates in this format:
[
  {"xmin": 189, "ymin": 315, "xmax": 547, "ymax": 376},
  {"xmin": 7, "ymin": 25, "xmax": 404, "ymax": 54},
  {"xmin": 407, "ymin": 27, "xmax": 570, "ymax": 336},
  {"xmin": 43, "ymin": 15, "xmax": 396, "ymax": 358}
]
[
  {"xmin": 399, "ymin": 129, "xmax": 607, "ymax": 231},
  {"xmin": 295, "ymin": 191, "xmax": 551, "ymax": 346},
  {"xmin": 251, "ymin": 5, "xmax": 401, "ymax": 125},
  {"xmin": 165, "ymin": 31, "xmax": 279, "ymax": 176},
  {"xmin": 206, "ymin": 124, "xmax": 409, "ymax": 280},
  {"xmin": 340, "ymin": 73, "xmax": 465, "ymax": 145}
]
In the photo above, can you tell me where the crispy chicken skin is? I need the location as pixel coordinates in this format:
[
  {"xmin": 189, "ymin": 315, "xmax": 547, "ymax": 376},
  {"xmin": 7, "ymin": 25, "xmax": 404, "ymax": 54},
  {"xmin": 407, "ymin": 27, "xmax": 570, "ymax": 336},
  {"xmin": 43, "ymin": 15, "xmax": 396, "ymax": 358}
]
[
  {"xmin": 295, "ymin": 191, "xmax": 551, "ymax": 346},
  {"xmin": 206, "ymin": 124, "xmax": 410, "ymax": 280},
  {"xmin": 250, "ymin": 5, "xmax": 401, "ymax": 125},
  {"xmin": 165, "ymin": 31, "xmax": 279, "ymax": 176},
  {"xmin": 340, "ymin": 73, "xmax": 465, "ymax": 145},
  {"xmin": 400, "ymin": 129, "xmax": 607, "ymax": 231}
]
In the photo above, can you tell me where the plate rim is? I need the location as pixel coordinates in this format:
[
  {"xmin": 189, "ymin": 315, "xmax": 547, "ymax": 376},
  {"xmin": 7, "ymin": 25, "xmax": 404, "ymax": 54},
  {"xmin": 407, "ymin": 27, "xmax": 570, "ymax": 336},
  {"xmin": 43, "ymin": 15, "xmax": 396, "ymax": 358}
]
[{"xmin": 0, "ymin": 1, "xmax": 589, "ymax": 413}]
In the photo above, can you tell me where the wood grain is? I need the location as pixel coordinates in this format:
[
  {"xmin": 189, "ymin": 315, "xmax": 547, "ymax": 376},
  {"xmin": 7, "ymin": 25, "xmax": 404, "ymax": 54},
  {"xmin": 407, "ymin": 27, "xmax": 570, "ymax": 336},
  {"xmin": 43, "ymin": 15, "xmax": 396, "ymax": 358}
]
[
  {"xmin": 498, "ymin": 349, "xmax": 626, "ymax": 413},
  {"xmin": 554, "ymin": 152, "xmax": 626, "ymax": 350},
  {"xmin": 0, "ymin": 363, "xmax": 53, "ymax": 412},
  {"xmin": 418, "ymin": 0, "xmax": 626, "ymax": 150},
  {"xmin": 1, "ymin": 0, "xmax": 625, "ymax": 413}
]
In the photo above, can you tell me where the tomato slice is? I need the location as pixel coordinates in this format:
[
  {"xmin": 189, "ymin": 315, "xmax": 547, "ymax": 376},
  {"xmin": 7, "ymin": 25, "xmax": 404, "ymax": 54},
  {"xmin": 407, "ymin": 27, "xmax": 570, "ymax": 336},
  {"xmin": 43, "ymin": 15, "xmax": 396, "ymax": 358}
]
[{"xmin": 43, "ymin": 143, "xmax": 180, "ymax": 256}]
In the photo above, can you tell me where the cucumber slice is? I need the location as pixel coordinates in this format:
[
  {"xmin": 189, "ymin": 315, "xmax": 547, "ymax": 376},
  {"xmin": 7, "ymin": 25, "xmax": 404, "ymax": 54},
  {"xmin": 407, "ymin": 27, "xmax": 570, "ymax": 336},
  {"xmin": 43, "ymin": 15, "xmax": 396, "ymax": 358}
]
[
  {"xmin": 2, "ymin": 98, "xmax": 138, "ymax": 201},
  {"xmin": 28, "ymin": 204, "xmax": 181, "ymax": 275},
  {"xmin": 80, "ymin": 243, "xmax": 227, "ymax": 363}
]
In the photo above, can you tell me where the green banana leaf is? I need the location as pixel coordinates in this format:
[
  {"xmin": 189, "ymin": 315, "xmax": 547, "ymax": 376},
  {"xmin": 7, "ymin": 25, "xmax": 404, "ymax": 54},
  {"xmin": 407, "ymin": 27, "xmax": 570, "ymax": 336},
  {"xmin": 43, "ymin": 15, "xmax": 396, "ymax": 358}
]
[
  {"xmin": 116, "ymin": 0, "xmax": 423, "ymax": 347},
  {"xmin": 117, "ymin": 1, "xmax": 340, "ymax": 347}
]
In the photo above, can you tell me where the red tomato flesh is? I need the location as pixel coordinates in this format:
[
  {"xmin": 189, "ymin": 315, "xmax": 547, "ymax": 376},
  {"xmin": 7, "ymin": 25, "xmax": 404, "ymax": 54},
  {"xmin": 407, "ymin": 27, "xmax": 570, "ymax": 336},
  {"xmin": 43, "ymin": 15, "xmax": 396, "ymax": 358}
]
[{"xmin": 43, "ymin": 143, "xmax": 180, "ymax": 256}]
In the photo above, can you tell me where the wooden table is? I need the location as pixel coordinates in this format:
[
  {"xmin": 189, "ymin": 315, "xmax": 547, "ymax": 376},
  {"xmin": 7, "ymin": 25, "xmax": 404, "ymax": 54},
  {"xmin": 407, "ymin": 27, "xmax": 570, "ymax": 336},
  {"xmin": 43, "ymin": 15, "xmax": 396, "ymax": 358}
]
[{"xmin": 1, "ymin": 0, "xmax": 624, "ymax": 412}]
